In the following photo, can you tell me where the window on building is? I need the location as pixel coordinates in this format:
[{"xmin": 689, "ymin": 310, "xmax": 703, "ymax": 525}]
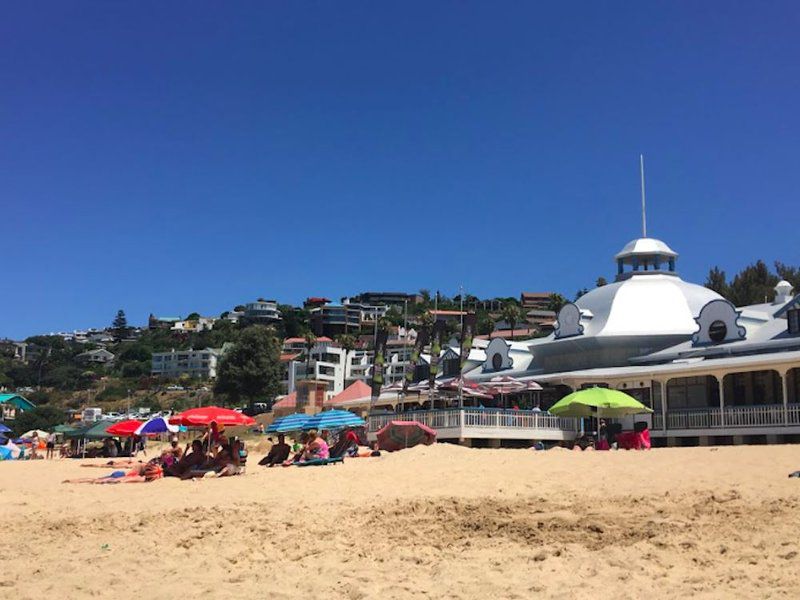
[
  {"xmin": 491, "ymin": 353, "xmax": 503, "ymax": 370},
  {"xmin": 708, "ymin": 320, "xmax": 727, "ymax": 343},
  {"xmin": 788, "ymin": 309, "xmax": 800, "ymax": 335}
]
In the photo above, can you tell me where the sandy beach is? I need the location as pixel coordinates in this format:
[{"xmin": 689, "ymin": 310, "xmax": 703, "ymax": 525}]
[{"xmin": 1, "ymin": 444, "xmax": 799, "ymax": 599}]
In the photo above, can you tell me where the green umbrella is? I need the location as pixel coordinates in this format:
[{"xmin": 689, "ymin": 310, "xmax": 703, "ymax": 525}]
[{"xmin": 549, "ymin": 387, "xmax": 653, "ymax": 418}]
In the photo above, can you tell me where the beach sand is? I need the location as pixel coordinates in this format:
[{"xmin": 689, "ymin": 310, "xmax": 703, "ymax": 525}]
[{"xmin": 1, "ymin": 443, "xmax": 799, "ymax": 599}]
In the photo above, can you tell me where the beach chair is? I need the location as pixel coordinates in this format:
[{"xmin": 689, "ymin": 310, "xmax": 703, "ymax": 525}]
[{"xmin": 295, "ymin": 456, "xmax": 345, "ymax": 467}]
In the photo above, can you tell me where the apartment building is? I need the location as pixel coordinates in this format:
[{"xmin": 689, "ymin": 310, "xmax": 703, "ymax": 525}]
[
  {"xmin": 151, "ymin": 348, "xmax": 221, "ymax": 379},
  {"xmin": 243, "ymin": 300, "xmax": 282, "ymax": 324}
]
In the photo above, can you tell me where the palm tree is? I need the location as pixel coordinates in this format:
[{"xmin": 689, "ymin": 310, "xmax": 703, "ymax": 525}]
[
  {"xmin": 303, "ymin": 331, "xmax": 317, "ymax": 377},
  {"xmin": 502, "ymin": 302, "xmax": 523, "ymax": 340},
  {"xmin": 336, "ymin": 334, "xmax": 357, "ymax": 388}
]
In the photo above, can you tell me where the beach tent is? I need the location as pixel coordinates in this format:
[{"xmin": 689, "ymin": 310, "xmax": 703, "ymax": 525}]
[
  {"xmin": 376, "ymin": 421, "xmax": 437, "ymax": 451},
  {"xmin": 54, "ymin": 424, "xmax": 86, "ymax": 437},
  {"xmin": 75, "ymin": 420, "xmax": 117, "ymax": 440},
  {"xmin": 0, "ymin": 441, "xmax": 22, "ymax": 460}
]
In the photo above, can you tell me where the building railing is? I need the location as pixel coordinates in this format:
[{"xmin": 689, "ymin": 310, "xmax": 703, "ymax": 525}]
[
  {"xmin": 653, "ymin": 404, "xmax": 800, "ymax": 430},
  {"xmin": 366, "ymin": 409, "xmax": 578, "ymax": 438},
  {"xmin": 462, "ymin": 409, "xmax": 579, "ymax": 432}
]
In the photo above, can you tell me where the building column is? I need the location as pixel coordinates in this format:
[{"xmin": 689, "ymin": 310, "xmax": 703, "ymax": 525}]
[
  {"xmin": 717, "ymin": 374, "xmax": 726, "ymax": 428},
  {"xmin": 659, "ymin": 378, "xmax": 669, "ymax": 432},
  {"xmin": 779, "ymin": 368, "xmax": 789, "ymax": 425}
]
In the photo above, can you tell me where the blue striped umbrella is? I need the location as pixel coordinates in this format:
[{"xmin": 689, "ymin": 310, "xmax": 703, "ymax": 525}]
[
  {"xmin": 0, "ymin": 424, "xmax": 11, "ymax": 434},
  {"xmin": 135, "ymin": 417, "xmax": 179, "ymax": 436},
  {"xmin": 267, "ymin": 413, "xmax": 310, "ymax": 433},
  {"xmin": 303, "ymin": 410, "xmax": 365, "ymax": 431}
]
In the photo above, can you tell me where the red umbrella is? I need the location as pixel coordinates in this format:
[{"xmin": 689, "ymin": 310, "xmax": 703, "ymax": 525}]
[
  {"xmin": 376, "ymin": 420, "xmax": 437, "ymax": 452},
  {"xmin": 106, "ymin": 420, "xmax": 143, "ymax": 436},
  {"xmin": 170, "ymin": 406, "xmax": 255, "ymax": 427}
]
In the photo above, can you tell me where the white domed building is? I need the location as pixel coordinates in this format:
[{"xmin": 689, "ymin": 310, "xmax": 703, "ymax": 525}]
[{"xmin": 454, "ymin": 236, "xmax": 800, "ymax": 446}]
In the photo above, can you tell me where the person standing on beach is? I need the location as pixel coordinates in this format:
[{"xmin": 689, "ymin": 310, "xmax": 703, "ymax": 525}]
[
  {"xmin": 30, "ymin": 431, "xmax": 40, "ymax": 459},
  {"xmin": 46, "ymin": 432, "xmax": 56, "ymax": 459}
]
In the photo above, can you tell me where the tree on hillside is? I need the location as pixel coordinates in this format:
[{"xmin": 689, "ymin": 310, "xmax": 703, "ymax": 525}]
[
  {"xmin": 501, "ymin": 302, "xmax": 523, "ymax": 340},
  {"xmin": 112, "ymin": 310, "xmax": 129, "ymax": 340},
  {"xmin": 728, "ymin": 260, "xmax": 778, "ymax": 307},
  {"xmin": 304, "ymin": 331, "xmax": 317, "ymax": 376},
  {"xmin": 279, "ymin": 304, "xmax": 309, "ymax": 339},
  {"xmin": 214, "ymin": 326, "xmax": 282, "ymax": 409},
  {"xmin": 596, "ymin": 277, "xmax": 608, "ymax": 287},
  {"xmin": 12, "ymin": 406, "xmax": 66, "ymax": 436},
  {"xmin": 185, "ymin": 312, "xmax": 201, "ymax": 321},
  {"xmin": 336, "ymin": 334, "xmax": 358, "ymax": 385},
  {"xmin": 704, "ymin": 260, "xmax": 800, "ymax": 306},
  {"xmin": 476, "ymin": 311, "xmax": 495, "ymax": 336},
  {"xmin": 547, "ymin": 293, "xmax": 568, "ymax": 312},
  {"xmin": 775, "ymin": 261, "xmax": 800, "ymax": 290},
  {"xmin": 574, "ymin": 288, "xmax": 589, "ymax": 301},
  {"xmin": 704, "ymin": 266, "xmax": 729, "ymax": 298}
]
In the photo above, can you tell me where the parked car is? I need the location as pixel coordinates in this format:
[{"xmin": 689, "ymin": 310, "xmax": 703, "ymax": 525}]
[{"xmin": 165, "ymin": 385, "xmax": 185, "ymax": 391}]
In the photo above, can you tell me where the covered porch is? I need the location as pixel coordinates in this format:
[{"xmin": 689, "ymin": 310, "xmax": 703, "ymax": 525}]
[
  {"xmin": 533, "ymin": 351, "xmax": 800, "ymax": 441},
  {"xmin": 366, "ymin": 408, "xmax": 579, "ymax": 444}
]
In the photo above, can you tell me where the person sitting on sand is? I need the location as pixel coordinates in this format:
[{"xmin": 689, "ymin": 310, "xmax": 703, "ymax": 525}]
[
  {"xmin": 165, "ymin": 440, "xmax": 206, "ymax": 477},
  {"xmin": 202, "ymin": 421, "xmax": 223, "ymax": 456},
  {"xmin": 259, "ymin": 434, "xmax": 291, "ymax": 467},
  {"xmin": 180, "ymin": 438, "xmax": 234, "ymax": 479},
  {"xmin": 215, "ymin": 439, "xmax": 243, "ymax": 477},
  {"xmin": 64, "ymin": 461, "xmax": 163, "ymax": 484},
  {"xmin": 299, "ymin": 429, "xmax": 329, "ymax": 462}
]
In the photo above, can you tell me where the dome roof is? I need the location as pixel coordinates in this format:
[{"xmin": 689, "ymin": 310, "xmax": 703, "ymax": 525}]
[
  {"xmin": 614, "ymin": 237, "xmax": 678, "ymax": 261},
  {"xmin": 575, "ymin": 273, "xmax": 723, "ymax": 337}
]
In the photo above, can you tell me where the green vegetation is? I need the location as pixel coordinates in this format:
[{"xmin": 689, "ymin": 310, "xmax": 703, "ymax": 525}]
[
  {"xmin": 705, "ymin": 260, "xmax": 800, "ymax": 306},
  {"xmin": 214, "ymin": 325, "xmax": 282, "ymax": 409},
  {"xmin": 12, "ymin": 406, "xmax": 66, "ymax": 436}
]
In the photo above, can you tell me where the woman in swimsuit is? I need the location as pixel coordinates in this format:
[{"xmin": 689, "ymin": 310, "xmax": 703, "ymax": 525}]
[
  {"xmin": 64, "ymin": 461, "xmax": 163, "ymax": 484},
  {"xmin": 300, "ymin": 429, "xmax": 329, "ymax": 462}
]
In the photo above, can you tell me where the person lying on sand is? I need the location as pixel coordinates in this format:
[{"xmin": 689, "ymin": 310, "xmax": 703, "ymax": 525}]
[
  {"xmin": 259, "ymin": 434, "xmax": 290, "ymax": 467},
  {"xmin": 64, "ymin": 461, "xmax": 163, "ymax": 484},
  {"xmin": 82, "ymin": 459, "xmax": 144, "ymax": 468}
]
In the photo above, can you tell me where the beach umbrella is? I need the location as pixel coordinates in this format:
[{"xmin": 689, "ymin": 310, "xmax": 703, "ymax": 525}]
[
  {"xmin": 380, "ymin": 381, "xmax": 404, "ymax": 393},
  {"xmin": 549, "ymin": 388, "xmax": 653, "ymax": 418},
  {"xmin": 406, "ymin": 381, "xmax": 430, "ymax": 392},
  {"xmin": 170, "ymin": 406, "xmax": 256, "ymax": 428},
  {"xmin": 21, "ymin": 429, "xmax": 49, "ymax": 440},
  {"xmin": 0, "ymin": 441, "xmax": 22, "ymax": 460},
  {"xmin": 135, "ymin": 417, "xmax": 179, "ymax": 436},
  {"xmin": 376, "ymin": 420, "xmax": 437, "ymax": 451},
  {"xmin": 267, "ymin": 413, "xmax": 310, "ymax": 433},
  {"xmin": 106, "ymin": 420, "xmax": 143, "ymax": 437},
  {"xmin": 302, "ymin": 410, "xmax": 365, "ymax": 431},
  {"xmin": 0, "ymin": 423, "xmax": 11, "ymax": 434},
  {"xmin": 485, "ymin": 375, "xmax": 527, "ymax": 394}
]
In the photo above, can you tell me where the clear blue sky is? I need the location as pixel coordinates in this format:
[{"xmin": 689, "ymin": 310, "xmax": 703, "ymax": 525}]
[{"xmin": 2, "ymin": 2, "xmax": 799, "ymax": 338}]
